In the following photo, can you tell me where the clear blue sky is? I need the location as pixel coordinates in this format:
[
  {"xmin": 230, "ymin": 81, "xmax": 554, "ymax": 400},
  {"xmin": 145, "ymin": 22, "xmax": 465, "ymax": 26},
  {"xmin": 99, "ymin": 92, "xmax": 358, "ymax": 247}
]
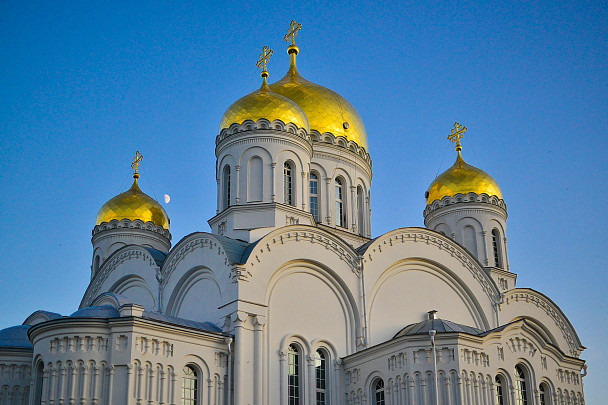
[{"xmin": 1, "ymin": 1, "xmax": 606, "ymax": 401}]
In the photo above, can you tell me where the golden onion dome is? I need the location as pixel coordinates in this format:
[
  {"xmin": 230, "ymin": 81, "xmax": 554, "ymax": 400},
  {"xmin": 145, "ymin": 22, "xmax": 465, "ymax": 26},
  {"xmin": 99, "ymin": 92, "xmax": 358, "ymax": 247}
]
[
  {"xmin": 426, "ymin": 150, "xmax": 503, "ymax": 205},
  {"xmin": 96, "ymin": 174, "xmax": 170, "ymax": 230},
  {"xmin": 219, "ymin": 54, "xmax": 309, "ymax": 133},
  {"xmin": 268, "ymin": 45, "xmax": 368, "ymax": 150}
]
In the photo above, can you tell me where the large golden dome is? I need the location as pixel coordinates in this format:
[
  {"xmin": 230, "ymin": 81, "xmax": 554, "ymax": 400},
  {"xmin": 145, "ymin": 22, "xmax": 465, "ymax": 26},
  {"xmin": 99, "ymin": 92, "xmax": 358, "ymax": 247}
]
[
  {"xmin": 269, "ymin": 45, "xmax": 368, "ymax": 150},
  {"xmin": 219, "ymin": 79, "xmax": 309, "ymax": 132},
  {"xmin": 96, "ymin": 178, "xmax": 170, "ymax": 230},
  {"xmin": 426, "ymin": 151, "xmax": 503, "ymax": 205}
]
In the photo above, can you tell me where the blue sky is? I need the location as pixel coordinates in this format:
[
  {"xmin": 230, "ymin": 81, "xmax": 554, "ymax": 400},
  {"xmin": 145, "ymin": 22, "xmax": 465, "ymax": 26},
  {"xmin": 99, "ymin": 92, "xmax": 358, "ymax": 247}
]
[{"xmin": 1, "ymin": 1, "xmax": 606, "ymax": 401}]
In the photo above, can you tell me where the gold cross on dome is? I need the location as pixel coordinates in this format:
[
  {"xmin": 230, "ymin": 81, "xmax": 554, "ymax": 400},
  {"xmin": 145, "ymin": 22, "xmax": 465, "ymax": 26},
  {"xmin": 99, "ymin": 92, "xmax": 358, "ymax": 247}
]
[
  {"xmin": 131, "ymin": 150, "xmax": 143, "ymax": 176},
  {"xmin": 448, "ymin": 122, "xmax": 467, "ymax": 151},
  {"xmin": 256, "ymin": 46, "xmax": 273, "ymax": 76},
  {"xmin": 284, "ymin": 20, "xmax": 302, "ymax": 45}
]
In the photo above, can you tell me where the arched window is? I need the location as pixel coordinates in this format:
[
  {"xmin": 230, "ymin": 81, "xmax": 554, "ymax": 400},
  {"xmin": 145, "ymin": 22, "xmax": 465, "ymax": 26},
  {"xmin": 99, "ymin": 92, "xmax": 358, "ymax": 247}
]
[
  {"xmin": 495, "ymin": 375, "xmax": 505, "ymax": 405},
  {"xmin": 310, "ymin": 173, "xmax": 319, "ymax": 222},
  {"xmin": 373, "ymin": 379, "xmax": 385, "ymax": 405},
  {"xmin": 315, "ymin": 349, "xmax": 328, "ymax": 405},
  {"xmin": 514, "ymin": 365, "xmax": 529, "ymax": 405},
  {"xmin": 222, "ymin": 165, "xmax": 231, "ymax": 210},
  {"xmin": 539, "ymin": 382, "xmax": 551, "ymax": 405},
  {"xmin": 335, "ymin": 178, "xmax": 346, "ymax": 228},
  {"xmin": 284, "ymin": 162, "xmax": 294, "ymax": 206},
  {"xmin": 93, "ymin": 255, "xmax": 100, "ymax": 274},
  {"xmin": 288, "ymin": 344, "xmax": 301, "ymax": 405},
  {"xmin": 34, "ymin": 362, "xmax": 44, "ymax": 405},
  {"xmin": 492, "ymin": 228, "xmax": 502, "ymax": 268},
  {"xmin": 357, "ymin": 185, "xmax": 364, "ymax": 235},
  {"xmin": 182, "ymin": 365, "xmax": 198, "ymax": 405}
]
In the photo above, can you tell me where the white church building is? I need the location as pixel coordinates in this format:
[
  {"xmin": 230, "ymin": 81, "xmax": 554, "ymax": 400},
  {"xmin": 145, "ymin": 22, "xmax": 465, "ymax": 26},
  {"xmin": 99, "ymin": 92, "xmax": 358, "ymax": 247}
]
[{"xmin": 0, "ymin": 22, "xmax": 586, "ymax": 405}]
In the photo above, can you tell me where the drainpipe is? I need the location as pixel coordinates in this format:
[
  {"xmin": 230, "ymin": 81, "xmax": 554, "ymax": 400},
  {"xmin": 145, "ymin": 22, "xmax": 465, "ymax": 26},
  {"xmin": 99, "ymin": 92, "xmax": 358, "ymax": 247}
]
[
  {"xmin": 225, "ymin": 337, "xmax": 233, "ymax": 405},
  {"xmin": 359, "ymin": 255, "xmax": 368, "ymax": 347}
]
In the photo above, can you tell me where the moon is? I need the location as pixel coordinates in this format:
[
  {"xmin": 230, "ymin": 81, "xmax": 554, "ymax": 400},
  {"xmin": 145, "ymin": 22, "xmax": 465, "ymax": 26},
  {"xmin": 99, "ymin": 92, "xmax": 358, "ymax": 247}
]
[{"xmin": 164, "ymin": 194, "xmax": 170, "ymax": 204}]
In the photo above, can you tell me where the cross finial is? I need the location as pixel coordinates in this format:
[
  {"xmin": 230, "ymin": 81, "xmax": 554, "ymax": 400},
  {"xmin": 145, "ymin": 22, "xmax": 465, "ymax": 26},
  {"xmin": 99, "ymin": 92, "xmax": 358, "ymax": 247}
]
[
  {"xmin": 448, "ymin": 122, "xmax": 467, "ymax": 152},
  {"xmin": 256, "ymin": 46, "xmax": 273, "ymax": 79},
  {"xmin": 131, "ymin": 151, "xmax": 143, "ymax": 179},
  {"xmin": 284, "ymin": 20, "xmax": 302, "ymax": 45}
]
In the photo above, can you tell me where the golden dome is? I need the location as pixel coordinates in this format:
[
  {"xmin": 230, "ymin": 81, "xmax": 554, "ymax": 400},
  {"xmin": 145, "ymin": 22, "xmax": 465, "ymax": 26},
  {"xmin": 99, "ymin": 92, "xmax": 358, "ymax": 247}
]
[
  {"xmin": 269, "ymin": 46, "xmax": 368, "ymax": 150},
  {"xmin": 96, "ymin": 178, "xmax": 170, "ymax": 230},
  {"xmin": 426, "ymin": 151, "xmax": 503, "ymax": 205},
  {"xmin": 219, "ymin": 78, "xmax": 309, "ymax": 132}
]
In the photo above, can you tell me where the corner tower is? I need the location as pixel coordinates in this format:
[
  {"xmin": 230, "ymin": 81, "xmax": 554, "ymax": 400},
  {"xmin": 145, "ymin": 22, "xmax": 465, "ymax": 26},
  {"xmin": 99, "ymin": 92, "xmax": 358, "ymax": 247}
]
[
  {"xmin": 91, "ymin": 152, "xmax": 171, "ymax": 278},
  {"xmin": 424, "ymin": 123, "xmax": 513, "ymax": 291}
]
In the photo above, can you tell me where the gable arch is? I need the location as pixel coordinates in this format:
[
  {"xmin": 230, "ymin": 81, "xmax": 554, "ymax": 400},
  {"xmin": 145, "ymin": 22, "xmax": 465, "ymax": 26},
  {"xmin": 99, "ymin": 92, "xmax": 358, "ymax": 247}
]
[
  {"xmin": 165, "ymin": 266, "xmax": 222, "ymax": 324},
  {"xmin": 109, "ymin": 274, "xmax": 156, "ymax": 310}
]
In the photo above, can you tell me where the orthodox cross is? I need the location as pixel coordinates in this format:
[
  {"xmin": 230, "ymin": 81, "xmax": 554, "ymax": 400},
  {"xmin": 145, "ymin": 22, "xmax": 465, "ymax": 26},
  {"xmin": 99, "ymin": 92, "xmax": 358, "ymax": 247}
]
[
  {"xmin": 284, "ymin": 20, "xmax": 302, "ymax": 45},
  {"xmin": 256, "ymin": 46, "xmax": 273, "ymax": 77},
  {"xmin": 448, "ymin": 122, "xmax": 467, "ymax": 151},
  {"xmin": 131, "ymin": 151, "xmax": 143, "ymax": 177}
]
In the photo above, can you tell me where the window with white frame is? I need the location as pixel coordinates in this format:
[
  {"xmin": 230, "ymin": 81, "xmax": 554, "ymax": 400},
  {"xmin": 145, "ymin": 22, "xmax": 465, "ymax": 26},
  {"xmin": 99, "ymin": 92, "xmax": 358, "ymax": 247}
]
[
  {"xmin": 288, "ymin": 344, "xmax": 301, "ymax": 405},
  {"xmin": 315, "ymin": 349, "xmax": 328, "ymax": 405},
  {"xmin": 181, "ymin": 365, "xmax": 198, "ymax": 405},
  {"xmin": 492, "ymin": 228, "xmax": 502, "ymax": 268},
  {"xmin": 310, "ymin": 173, "xmax": 319, "ymax": 222},
  {"xmin": 335, "ymin": 178, "xmax": 346, "ymax": 228},
  {"xmin": 222, "ymin": 165, "xmax": 231, "ymax": 210},
  {"xmin": 514, "ymin": 365, "xmax": 529, "ymax": 405},
  {"xmin": 284, "ymin": 162, "xmax": 294, "ymax": 206},
  {"xmin": 373, "ymin": 379, "xmax": 385, "ymax": 405},
  {"xmin": 495, "ymin": 375, "xmax": 505, "ymax": 405}
]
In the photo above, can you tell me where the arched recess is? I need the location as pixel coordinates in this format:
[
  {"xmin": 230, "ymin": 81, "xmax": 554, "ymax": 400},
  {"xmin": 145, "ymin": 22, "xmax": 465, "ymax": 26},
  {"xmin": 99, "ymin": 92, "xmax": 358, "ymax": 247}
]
[
  {"xmin": 248, "ymin": 155, "xmax": 264, "ymax": 202},
  {"xmin": 109, "ymin": 275, "xmax": 156, "ymax": 310},
  {"xmin": 433, "ymin": 223, "xmax": 451, "ymax": 237},
  {"xmin": 165, "ymin": 267, "xmax": 222, "ymax": 324},
  {"xmin": 265, "ymin": 260, "xmax": 359, "ymax": 405},
  {"xmin": 368, "ymin": 258, "xmax": 490, "ymax": 344}
]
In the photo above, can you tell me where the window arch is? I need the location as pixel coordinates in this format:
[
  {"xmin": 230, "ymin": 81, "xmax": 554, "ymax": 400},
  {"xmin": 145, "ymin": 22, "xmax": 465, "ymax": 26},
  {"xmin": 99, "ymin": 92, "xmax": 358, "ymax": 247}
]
[
  {"xmin": 539, "ymin": 382, "xmax": 551, "ymax": 405},
  {"xmin": 288, "ymin": 344, "xmax": 302, "ymax": 405},
  {"xmin": 514, "ymin": 365, "xmax": 529, "ymax": 405},
  {"xmin": 222, "ymin": 165, "xmax": 231, "ymax": 210},
  {"xmin": 315, "ymin": 349, "xmax": 328, "ymax": 405},
  {"xmin": 335, "ymin": 177, "xmax": 346, "ymax": 228},
  {"xmin": 93, "ymin": 255, "xmax": 101, "ymax": 274},
  {"xmin": 310, "ymin": 172, "xmax": 319, "ymax": 222},
  {"xmin": 284, "ymin": 162, "xmax": 295, "ymax": 206},
  {"xmin": 495, "ymin": 374, "xmax": 506, "ymax": 405},
  {"xmin": 181, "ymin": 365, "xmax": 199, "ymax": 405},
  {"xmin": 357, "ymin": 185, "xmax": 364, "ymax": 235},
  {"xmin": 492, "ymin": 228, "xmax": 503, "ymax": 268},
  {"xmin": 372, "ymin": 378, "xmax": 385, "ymax": 405},
  {"xmin": 33, "ymin": 361, "xmax": 44, "ymax": 405}
]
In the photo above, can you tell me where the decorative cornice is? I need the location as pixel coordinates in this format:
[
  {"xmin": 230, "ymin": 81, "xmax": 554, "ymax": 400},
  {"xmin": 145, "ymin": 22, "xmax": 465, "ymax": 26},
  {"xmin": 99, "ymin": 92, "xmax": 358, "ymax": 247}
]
[
  {"xmin": 424, "ymin": 193, "xmax": 507, "ymax": 217},
  {"xmin": 500, "ymin": 289, "xmax": 584, "ymax": 357},
  {"xmin": 362, "ymin": 228, "xmax": 501, "ymax": 303},
  {"xmin": 215, "ymin": 132, "xmax": 313, "ymax": 158},
  {"xmin": 92, "ymin": 218, "xmax": 171, "ymax": 240},
  {"xmin": 217, "ymin": 119, "xmax": 310, "ymax": 146},
  {"xmin": 309, "ymin": 130, "xmax": 371, "ymax": 165},
  {"xmin": 81, "ymin": 247, "xmax": 159, "ymax": 308}
]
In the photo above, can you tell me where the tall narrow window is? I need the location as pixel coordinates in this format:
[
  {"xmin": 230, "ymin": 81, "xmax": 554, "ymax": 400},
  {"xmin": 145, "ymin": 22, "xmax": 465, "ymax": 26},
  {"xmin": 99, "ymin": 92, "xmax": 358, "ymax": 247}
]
[
  {"xmin": 315, "ymin": 350, "xmax": 327, "ymax": 405},
  {"xmin": 93, "ymin": 255, "xmax": 100, "ymax": 274},
  {"xmin": 514, "ymin": 365, "xmax": 528, "ymax": 405},
  {"xmin": 373, "ymin": 379, "xmax": 385, "ymax": 405},
  {"xmin": 357, "ymin": 186, "xmax": 364, "ymax": 235},
  {"xmin": 310, "ymin": 173, "xmax": 319, "ymax": 222},
  {"xmin": 284, "ymin": 162, "xmax": 294, "ymax": 206},
  {"xmin": 223, "ymin": 165, "xmax": 231, "ymax": 210},
  {"xmin": 288, "ymin": 344, "xmax": 301, "ymax": 405},
  {"xmin": 34, "ymin": 362, "xmax": 44, "ymax": 405},
  {"xmin": 182, "ymin": 365, "xmax": 198, "ymax": 405},
  {"xmin": 335, "ymin": 178, "xmax": 345, "ymax": 228},
  {"xmin": 539, "ymin": 383, "xmax": 549, "ymax": 405},
  {"xmin": 492, "ymin": 228, "xmax": 502, "ymax": 268},
  {"xmin": 495, "ymin": 375, "xmax": 504, "ymax": 405}
]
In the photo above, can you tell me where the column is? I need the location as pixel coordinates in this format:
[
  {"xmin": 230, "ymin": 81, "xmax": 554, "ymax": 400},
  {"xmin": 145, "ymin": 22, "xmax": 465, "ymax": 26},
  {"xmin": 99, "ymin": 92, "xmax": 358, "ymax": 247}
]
[
  {"xmin": 279, "ymin": 349, "xmax": 287, "ymax": 404},
  {"xmin": 325, "ymin": 177, "xmax": 332, "ymax": 225},
  {"xmin": 216, "ymin": 179, "xmax": 221, "ymax": 214},
  {"xmin": 503, "ymin": 237, "xmax": 510, "ymax": 271},
  {"xmin": 350, "ymin": 186, "xmax": 356, "ymax": 232},
  {"xmin": 159, "ymin": 368, "xmax": 165, "ymax": 405},
  {"xmin": 106, "ymin": 367, "xmax": 114, "ymax": 405},
  {"xmin": 91, "ymin": 366, "xmax": 99, "ymax": 405},
  {"xmin": 445, "ymin": 373, "xmax": 452, "ymax": 405},
  {"xmin": 307, "ymin": 355, "xmax": 315, "ymax": 405},
  {"xmin": 253, "ymin": 315, "xmax": 266, "ymax": 405},
  {"xmin": 235, "ymin": 165, "xmax": 241, "ymax": 204},
  {"xmin": 170, "ymin": 372, "xmax": 177, "ymax": 405},
  {"xmin": 232, "ymin": 311, "xmax": 248, "ymax": 405},
  {"xmin": 69, "ymin": 366, "xmax": 77, "ymax": 405},
  {"xmin": 49, "ymin": 366, "xmax": 57, "ymax": 405},
  {"xmin": 80, "ymin": 364, "xmax": 88, "ymax": 405},
  {"xmin": 271, "ymin": 162, "xmax": 277, "ymax": 202},
  {"xmin": 481, "ymin": 231, "xmax": 489, "ymax": 266},
  {"xmin": 59, "ymin": 365, "xmax": 67, "ymax": 405},
  {"xmin": 301, "ymin": 171, "xmax": 306, "ymax": 210}
]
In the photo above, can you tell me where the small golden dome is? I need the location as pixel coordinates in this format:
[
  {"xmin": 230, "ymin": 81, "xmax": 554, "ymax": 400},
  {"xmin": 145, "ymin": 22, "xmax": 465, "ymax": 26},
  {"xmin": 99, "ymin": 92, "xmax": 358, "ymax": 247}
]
[
  {"xmin": 219, "ymin": 85, "xmax": 309, "ymax": 132},
  {"xmin": 269, "ymin": 47, "xmax": 368, "ymax": 150},
  {"xmin": 96, "ymin": 178, "xmax": 170, "ymax": 230},
  {"xmin": 426, "ymin": 151, "xmax": 503, "ymax": 205}
]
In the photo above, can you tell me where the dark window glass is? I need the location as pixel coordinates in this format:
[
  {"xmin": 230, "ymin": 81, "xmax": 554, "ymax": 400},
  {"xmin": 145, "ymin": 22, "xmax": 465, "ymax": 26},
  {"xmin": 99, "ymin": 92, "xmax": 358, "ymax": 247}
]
[
  {"xmin": 288, "ymin": 344, "xmax": 300, "ymax": 405},
  {"xmin": 310, "ymin": 173, "xmax": 319, "ymax": 221}
]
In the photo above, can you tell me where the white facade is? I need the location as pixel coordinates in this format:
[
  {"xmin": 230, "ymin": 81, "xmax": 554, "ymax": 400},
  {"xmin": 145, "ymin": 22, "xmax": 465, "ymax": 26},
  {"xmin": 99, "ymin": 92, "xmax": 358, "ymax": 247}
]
[{"xmin": 0, "ymin": 38, "xmax": 586, "ymax": 405}]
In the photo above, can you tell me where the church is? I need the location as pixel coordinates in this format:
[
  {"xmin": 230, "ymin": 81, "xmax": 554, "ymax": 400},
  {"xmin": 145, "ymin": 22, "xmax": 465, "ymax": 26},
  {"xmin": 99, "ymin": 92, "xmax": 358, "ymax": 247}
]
[{"xmin": 0, "ymin": 22, "xmax": 586, "ymax": 405}]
